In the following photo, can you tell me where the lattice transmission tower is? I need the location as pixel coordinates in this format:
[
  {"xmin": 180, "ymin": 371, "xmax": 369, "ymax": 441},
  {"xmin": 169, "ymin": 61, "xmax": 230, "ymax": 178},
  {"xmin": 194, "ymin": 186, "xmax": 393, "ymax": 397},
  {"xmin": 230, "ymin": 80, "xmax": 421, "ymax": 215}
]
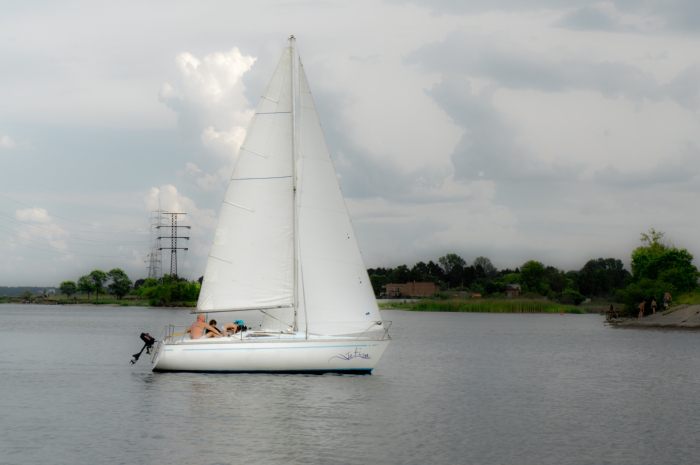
[
  {"xmin": 158, "ymin": 212, "xmax": 190, "ymax": 279},
  {"xmin": 145, "ymin": 202, "xmax": 166, "ymax": 279}
]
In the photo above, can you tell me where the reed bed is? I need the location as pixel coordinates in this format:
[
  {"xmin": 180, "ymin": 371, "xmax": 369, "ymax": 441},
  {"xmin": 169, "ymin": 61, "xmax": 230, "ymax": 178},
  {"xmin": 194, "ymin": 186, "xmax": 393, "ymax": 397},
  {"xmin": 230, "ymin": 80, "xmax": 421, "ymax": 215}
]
[{"xmin": 381, "ymin": 298, "xmax": 584, "ymax": 314}]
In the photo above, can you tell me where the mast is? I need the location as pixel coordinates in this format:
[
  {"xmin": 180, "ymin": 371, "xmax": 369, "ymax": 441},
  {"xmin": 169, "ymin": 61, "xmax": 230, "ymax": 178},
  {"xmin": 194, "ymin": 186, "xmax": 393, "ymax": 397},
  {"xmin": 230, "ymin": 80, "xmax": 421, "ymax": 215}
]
[{"xmin": 290, "ymin": 35, "xmax": 298, "ymax": 332}]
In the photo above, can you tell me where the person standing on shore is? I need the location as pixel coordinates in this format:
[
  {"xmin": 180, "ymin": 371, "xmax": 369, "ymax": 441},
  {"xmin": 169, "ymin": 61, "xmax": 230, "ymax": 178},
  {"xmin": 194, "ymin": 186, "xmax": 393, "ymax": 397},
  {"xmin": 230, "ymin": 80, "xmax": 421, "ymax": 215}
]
[
  {"xmin": 651, "ymin": 298, "xmax": 658, "ymax": 315},
  {"xmin": 638, "ymin": 300, "xmax": 646, "ymax": 319},
  {"xmin": 663, "ymin": 291, "xmax": 672, "ymax": 311}
]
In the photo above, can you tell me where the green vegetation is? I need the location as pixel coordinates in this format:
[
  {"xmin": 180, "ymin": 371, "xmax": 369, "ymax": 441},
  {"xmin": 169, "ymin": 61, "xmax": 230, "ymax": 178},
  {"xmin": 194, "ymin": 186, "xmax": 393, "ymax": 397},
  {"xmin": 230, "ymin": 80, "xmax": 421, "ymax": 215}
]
[
  {"xmin": 88, "ymin": 270, "xmax": 107, "ymax": 302},
  {"xmin": 380, "ymin": 298, "xmax": 582, "ymax": 314},
  {"xmin": 369, "ymin": 229, "xmax": 699, "ymax": 314},
  {"xmin": 135, "ymin": 275, "xmax": 200, "ymax": 307},
  {"xmin": 106, "ymin": 268, "xmax": 132, "ymax": 300},
  {"xmin": 619, "ymin": 229, "xmax": 699, "ymax": 314},
  {"xmin": 1, "ymin": 270, "xmax": 201, "ymax": 307},
  {"xmin": 59, "ymin": 281, "xmax": 77, "ymax": 299}
]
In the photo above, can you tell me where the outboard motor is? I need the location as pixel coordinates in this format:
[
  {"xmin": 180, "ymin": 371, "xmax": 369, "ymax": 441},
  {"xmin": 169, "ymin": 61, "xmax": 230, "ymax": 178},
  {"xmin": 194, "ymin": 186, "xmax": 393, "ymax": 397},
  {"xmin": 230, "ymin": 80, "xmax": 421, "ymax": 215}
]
[{"xmin": 130, "ymin": 332, "xmax": 156, "ymax": 364}]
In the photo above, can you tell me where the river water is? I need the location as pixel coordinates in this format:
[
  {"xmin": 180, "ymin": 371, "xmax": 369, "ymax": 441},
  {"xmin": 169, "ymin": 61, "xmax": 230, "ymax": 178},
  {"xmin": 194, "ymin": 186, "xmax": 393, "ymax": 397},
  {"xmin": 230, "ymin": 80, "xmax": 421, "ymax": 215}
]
[{"xmin": 1, "ymin": 304, "xmax": 699, "ymax": 465}]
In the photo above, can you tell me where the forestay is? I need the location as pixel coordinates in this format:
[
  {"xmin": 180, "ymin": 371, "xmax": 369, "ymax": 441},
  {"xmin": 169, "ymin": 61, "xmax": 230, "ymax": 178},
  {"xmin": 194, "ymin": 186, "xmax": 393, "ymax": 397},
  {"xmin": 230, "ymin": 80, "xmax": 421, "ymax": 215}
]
[{"xmin": 196, "ymin": 47, "xmax": 295, "ymax": 313}]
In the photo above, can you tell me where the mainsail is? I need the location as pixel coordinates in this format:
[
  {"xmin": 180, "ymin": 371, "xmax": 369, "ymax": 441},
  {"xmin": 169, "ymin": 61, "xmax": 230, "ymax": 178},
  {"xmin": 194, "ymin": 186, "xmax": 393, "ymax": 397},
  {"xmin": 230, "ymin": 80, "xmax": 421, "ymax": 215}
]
[
  {"xmin": 197, "ymin": 47, "xmax": 295, "ymax": 312},
  {"xmin": 197, "ymin": 40, "xmax": 384, "ymax": 337}
]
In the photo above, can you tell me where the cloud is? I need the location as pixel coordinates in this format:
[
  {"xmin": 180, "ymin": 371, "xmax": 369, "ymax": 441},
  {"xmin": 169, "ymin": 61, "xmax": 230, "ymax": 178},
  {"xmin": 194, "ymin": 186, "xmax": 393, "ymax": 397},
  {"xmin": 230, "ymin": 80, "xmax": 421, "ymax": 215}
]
[
  {"xmin": 144, "ymin": 184, "xmax": 216, "ymax": 242},
  {"xmin": 159, "ymin": 47, "xmax": 256, "ymax": 157},
  {"xmin": 1, "ymin": 135, "xmax": 15, "ymax": 149},
  {"xmin": 390, "ymin": 0, "xmax": 700, "ymax": 33},
  {"xmin": 15, "ymin": 208, "xmax": 69, "ymax": 250},
  {"xmin": 407, "ymin": 30, "xmax": 700, "ymax": 112},
  {"xmin": 553, "ymin": 6, "xmax": 628, "ymax": 32}
]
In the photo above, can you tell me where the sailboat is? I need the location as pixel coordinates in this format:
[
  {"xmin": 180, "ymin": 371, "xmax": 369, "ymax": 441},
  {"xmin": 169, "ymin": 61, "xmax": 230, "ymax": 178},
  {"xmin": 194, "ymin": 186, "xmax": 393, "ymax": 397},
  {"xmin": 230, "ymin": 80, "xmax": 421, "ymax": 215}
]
[{"xmin": 151, "ymin": 37, "xmax": 391, "ymax": 374}]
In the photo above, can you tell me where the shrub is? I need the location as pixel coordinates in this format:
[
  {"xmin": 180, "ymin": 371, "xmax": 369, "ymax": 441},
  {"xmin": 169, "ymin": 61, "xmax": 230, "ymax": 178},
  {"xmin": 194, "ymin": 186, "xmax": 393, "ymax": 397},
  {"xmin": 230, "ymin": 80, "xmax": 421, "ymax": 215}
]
[{"xmin": 559, "ymin": 289, "xmax": 585, "ymax": 306}]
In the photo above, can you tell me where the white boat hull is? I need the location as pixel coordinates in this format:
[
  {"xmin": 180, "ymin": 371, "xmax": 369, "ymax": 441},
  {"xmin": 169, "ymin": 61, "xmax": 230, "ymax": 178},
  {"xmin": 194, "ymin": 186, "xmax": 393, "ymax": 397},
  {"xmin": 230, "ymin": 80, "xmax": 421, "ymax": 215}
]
[{"xmin": 152, "ymin": 335, "xmax": 390, "ymax": 374}]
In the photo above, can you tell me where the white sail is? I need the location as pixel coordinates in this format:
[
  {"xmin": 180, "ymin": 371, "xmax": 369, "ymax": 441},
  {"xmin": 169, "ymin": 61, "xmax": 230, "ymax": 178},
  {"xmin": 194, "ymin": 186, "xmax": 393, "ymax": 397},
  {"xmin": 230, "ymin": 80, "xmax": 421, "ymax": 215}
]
[
  {"xmin": 197, "ymin": 47, "xmax": 295, "ymax": 313},
  {"xmin": 296, "ymin": 61, "xmax": 383, "ymax": 336}
]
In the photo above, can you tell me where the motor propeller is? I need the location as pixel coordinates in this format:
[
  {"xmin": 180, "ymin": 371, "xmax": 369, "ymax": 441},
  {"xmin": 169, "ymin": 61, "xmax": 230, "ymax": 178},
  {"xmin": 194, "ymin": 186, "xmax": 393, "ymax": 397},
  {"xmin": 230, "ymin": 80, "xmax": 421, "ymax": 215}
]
[{"xmin": 130, "ymin": 332, "xmax": 156, "ymax": 364}]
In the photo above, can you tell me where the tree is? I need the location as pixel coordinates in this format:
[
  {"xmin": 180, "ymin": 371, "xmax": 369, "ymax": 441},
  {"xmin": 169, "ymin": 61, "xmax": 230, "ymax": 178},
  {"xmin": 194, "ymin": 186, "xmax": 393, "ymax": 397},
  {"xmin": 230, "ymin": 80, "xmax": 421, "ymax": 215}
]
[
  {"xmin": 521, "ymin": 260, "xmax": 546, "ymax": 295},
  {"xmin": 389, "ymin": 265, "xmax": 411, "ymax": 284},
  {"xmin": 59, "ymin": 281, "xmax": 77, "ymax": 300},
  {"xmin": 369, "ymin": 274, "xmax": 389, "ymax": 297},
  {"xmin": 89, "ymin": 270, "xmax": 107, "ymax": 302},
  {"xmin": 630, "ymin": 230, "xmax": 698, "ymax": 293},
  {"xmin": 577, "ymin": 258, "xmax": 630, "ymax": 296},
  {"xmin": 77, "ymin": 275, "xmax": 95, "ymax": 300},
  {"xmin": 473, "ymin": 256, "xmax": 497, "ymax": 278},
  {"xmin": 107, "ymin": 268, "xmax": 132, "ymax": 300},
  {"xmin": 133, "ymin": 278, "xmax": 146, "ymax": 290},
  {"xmin": 439, "ymin": 254, "xmax": 466, "ymax": 275},
  {"xmin": 19, "ymin": 289, "xmax": 33, "ymax": 301},
  {"xmin": 426, "ymin": 261, "xmax": 444, "ymax": 280}
]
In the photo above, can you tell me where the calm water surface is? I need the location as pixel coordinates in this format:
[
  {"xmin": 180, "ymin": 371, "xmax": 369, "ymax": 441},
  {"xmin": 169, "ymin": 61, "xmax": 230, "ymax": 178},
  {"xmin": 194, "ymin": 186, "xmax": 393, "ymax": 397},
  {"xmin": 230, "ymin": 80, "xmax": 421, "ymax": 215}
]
[{"xmin": 1, "ymin": 305, "xmax": 699, "ymax": 464}]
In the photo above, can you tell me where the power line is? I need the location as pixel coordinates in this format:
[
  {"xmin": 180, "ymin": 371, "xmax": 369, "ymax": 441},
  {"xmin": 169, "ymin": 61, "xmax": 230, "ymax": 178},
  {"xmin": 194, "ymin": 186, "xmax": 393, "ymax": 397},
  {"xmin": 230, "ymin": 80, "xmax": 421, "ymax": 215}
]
[{"xmin": 0, "ymin": 193, "xmax": 145, "ymax": 233}]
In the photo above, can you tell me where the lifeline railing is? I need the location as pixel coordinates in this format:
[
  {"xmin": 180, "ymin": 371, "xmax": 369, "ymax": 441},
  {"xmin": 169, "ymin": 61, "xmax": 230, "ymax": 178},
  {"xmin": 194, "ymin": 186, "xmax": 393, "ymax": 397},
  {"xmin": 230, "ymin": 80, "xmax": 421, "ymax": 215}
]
[{"xmin": 354, "ymin": 320, "xmax": 392, "ymax": 340}]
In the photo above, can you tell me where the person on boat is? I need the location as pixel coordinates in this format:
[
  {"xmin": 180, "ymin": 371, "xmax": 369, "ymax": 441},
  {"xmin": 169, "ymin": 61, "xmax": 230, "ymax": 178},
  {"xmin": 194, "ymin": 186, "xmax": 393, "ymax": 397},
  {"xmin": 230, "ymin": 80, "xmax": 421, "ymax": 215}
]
[
  {"xmin": 637, "ymin": 300, "xmax": 646, "ymax": 319},
  {"xmin": 663, "ymin": 291, "xmax": 672, "ymax": 311},
  {"xmin": 651, "ymin": 298, "xmax": 658, "ymax": 315},
  {"xmin": 221, "ymin": 320, "xmax": 244, "ymax": 335},
  {"xmin": 205, "ymin": 319, "xmax": 224, "ymax": 338},
  {"xmin": 185, "ymin": 314, "xmax": 221, "ymax": 339}
]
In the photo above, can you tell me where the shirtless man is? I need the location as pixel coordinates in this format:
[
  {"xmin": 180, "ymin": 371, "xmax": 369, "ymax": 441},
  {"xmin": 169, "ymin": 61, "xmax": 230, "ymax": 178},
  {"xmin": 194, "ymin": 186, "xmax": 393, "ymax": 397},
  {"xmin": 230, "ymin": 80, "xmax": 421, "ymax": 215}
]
[
  {"xmin": 663, "ymin": 291, "xmax": 672, "ymax": 311},
  {"xmin": 638, "ymin": 300, "xmax": 646, "ymax": 319},
  {"xmin": 186, "ymin": 314, "xmax": 221, "ymax": 339}
]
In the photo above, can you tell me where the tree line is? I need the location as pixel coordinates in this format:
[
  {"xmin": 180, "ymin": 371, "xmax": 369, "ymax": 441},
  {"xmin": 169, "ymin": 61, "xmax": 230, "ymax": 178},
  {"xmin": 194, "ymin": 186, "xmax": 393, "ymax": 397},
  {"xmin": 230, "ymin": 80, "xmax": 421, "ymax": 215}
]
[
  {"xmin": 59, "ymin": 269, "xmax": 133, "ymax": 301},
  {"xmin": 58, "ymin": 270, "xmax": 202, "ymax": 306},
  {"xmin": 368, "ymin": 229, "xmax": 698, "ymax": 308}
]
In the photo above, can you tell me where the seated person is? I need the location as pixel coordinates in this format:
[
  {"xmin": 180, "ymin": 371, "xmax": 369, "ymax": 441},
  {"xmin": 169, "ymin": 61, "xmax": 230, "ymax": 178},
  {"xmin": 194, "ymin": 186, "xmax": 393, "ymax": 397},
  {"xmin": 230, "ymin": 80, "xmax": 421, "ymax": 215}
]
[
  {"xmin": 185, "ymin": 314, "xmax": 221, "ymax": 339},
  {"xmin": 222, "ymin": 320, "xmax": 245, "ymax": 335},
  {"xmin": 205, "ymin": 319, "xmax": 224, "ymax": 338}
]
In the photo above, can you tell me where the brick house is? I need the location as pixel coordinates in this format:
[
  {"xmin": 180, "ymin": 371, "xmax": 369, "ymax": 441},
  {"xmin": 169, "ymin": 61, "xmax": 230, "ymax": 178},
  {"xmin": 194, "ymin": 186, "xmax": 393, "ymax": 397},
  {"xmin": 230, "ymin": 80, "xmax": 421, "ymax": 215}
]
[
  {"xmin": 505, "ymin": 284, "xmax": 521, "ymax": 297},
  {"xmin": 385, "ymin": 282, "xmax": 440, "ymax": 297}
]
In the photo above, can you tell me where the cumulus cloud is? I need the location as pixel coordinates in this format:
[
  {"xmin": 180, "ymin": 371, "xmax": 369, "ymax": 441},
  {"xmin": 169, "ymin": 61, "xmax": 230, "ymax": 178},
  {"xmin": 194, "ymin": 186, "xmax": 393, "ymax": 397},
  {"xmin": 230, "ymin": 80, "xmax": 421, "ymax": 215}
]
[
  {"xmin": 15, "ymin": 208, "xmax": 69, "ymax": 250},
  {"xmin": 159, "ymin": 47, "xmax": 256, "ymax": 172}
]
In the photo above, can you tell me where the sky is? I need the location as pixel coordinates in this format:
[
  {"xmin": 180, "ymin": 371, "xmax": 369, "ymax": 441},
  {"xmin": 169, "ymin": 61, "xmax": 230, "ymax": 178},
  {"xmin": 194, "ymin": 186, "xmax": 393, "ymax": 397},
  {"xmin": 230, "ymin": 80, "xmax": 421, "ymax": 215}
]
[{"xmin": 1, "ymin": 0, "xmax": 699, "ymax": 286}]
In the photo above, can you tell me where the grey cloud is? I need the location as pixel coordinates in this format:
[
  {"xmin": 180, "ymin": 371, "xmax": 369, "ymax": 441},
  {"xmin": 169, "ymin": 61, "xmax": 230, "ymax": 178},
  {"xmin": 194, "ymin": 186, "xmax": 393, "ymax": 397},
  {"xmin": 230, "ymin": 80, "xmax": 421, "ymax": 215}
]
[
  {"xmin": 593, "ymin": 144, "xmax": 700, "ymax": 187},
  {"xmin": 311, "ymin": 89, "xmax": 467, "ymax": 203},
  {"xmin": 553, "ymin": 6, "xmax": 629, "ymax": 32},
  {"xmin": 407, "ymin": 31, "xmax": 700, "ymax": 111},
  {"xmin": 386, "ymin": 0, "xmax": 586, "ymax": 16},
  {"xmin": 661, "ymin": 64, "xmax": 700, "ymax": 112},
  {"xmin": 389, "ymin": 1, "xmax": 700, "ymax": 33},
  {"xmin": 428, "ymin": 75, "xmax": 586, "ymax": 183}
]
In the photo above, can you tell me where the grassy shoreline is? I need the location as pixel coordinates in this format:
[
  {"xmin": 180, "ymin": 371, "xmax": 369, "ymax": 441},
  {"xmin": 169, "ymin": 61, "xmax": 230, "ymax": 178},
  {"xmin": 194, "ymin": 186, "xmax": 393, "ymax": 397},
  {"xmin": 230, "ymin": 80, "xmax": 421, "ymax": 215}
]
[
  {"xmin": 0, "ymin": 294, "xmax": 196, "ymax": 307},
  {"xmin": 380, "ymin": 298, "xmax": 586, "ymax": 314}
]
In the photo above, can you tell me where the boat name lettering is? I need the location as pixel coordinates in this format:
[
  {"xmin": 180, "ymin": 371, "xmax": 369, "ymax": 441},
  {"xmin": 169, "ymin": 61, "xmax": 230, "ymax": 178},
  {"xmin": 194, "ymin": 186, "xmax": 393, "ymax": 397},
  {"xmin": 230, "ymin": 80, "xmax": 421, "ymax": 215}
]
[{"xmin": 329, "ymin": 348, "xmax": 371, "ymax": 362}]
